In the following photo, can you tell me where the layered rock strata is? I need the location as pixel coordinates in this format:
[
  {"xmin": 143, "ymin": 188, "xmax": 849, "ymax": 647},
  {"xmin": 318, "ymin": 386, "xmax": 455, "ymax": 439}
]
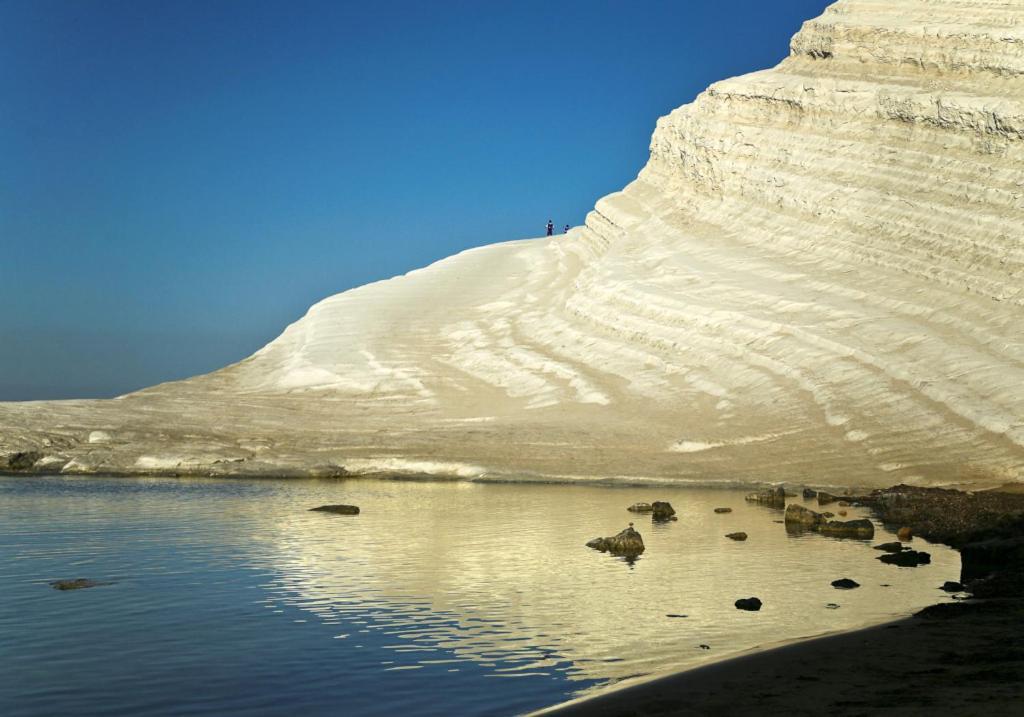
[{"xmin": 2, "ymin": 0, "xmax": 1022, "ymax": 487}]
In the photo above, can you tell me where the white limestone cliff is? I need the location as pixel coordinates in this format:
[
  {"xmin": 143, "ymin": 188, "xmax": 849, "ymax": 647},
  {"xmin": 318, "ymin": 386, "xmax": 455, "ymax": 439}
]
[{"xmin": 2, "ymin": 0, "xmax": 1022, "ymax": 488}]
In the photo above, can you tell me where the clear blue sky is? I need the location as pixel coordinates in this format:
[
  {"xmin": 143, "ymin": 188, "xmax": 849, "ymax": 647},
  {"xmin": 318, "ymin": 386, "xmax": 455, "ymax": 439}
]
[{"xmin": 1, "ymin": 0, "xmax": 832, "ymax": 400}]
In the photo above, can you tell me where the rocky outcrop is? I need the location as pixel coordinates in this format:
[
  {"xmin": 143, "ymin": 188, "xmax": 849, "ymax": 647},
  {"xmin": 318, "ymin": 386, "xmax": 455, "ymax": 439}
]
[
  {"xmin": 652, "ymin": 501, "xmax": 676, "ymax": 521},
  {"xmin": 587, "ymin": 525, "xmax": 645, "ymax": 558}
]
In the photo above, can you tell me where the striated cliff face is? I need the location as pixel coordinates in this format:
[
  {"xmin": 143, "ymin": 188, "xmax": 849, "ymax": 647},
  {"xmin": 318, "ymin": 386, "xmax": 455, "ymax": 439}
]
[{"xmin": 2, "ymin": 0, "xmax": 1022, "ymax": 488}]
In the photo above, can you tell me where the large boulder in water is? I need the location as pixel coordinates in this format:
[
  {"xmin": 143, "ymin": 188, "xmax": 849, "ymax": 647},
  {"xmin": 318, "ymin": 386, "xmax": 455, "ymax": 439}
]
[
  {"xmin": 819, "ymin": 519, "xmax": 875, "ymax": 538},
  {"xmin": 745, "ymin": 487, "xmax": 785, "ymax": 508},
  {"xmin": 587, "ymin": 525, "xmax": 645, "ymax": 557},
  {"xmin": 785, "ymin": 504, "xmax": 825, "ymax": 530},
  {"xmin": 652, "ymin": 501, "xmax": 676, "ymax": 521}
]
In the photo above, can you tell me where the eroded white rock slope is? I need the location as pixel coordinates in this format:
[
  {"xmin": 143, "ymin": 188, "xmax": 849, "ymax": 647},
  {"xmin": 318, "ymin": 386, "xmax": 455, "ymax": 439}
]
[{"xmin": 3, "ymin": 0, "xmax": 1022, "ymax": 488}]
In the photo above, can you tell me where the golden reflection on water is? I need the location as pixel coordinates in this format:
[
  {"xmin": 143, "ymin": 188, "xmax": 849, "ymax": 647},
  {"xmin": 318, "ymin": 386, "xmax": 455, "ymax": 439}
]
[{"xmin": 251, "ymin": 480, "xmax": 961, "ymax": 690}]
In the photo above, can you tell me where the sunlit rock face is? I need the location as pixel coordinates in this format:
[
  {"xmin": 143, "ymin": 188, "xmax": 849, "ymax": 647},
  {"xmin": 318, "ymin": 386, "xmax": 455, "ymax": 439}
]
[{"xmin": 2, "ymin": 0, "xmax": 1022, "ymax": 488}]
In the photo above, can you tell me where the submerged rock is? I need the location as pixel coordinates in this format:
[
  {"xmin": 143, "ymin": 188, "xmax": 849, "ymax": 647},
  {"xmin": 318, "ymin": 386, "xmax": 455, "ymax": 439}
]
[
  {"xmin": 940, "ymin": 581, "xmax": 964, "ymax": 592},
  {"xmin": 785, "ymin": 504, "xmax": 825, "ymax": 530},
  {"xmin": 713, "ymin": 507, "xmax": 733, "ymax": 514},
  {"xmin": 310, "ymin": 504, "xmax": 360, "ymax": 515},
  {"xmin": 587, "ymin": 525, "xmax": 645, "ymax": 557},
  {"xmin": 735, "ymin": 597, "xmax": 762, "ymax": 611},
  {"xmin": 726, "ymin": 532, "xmax": 748, "ymax": 541},
  {"xmin": 627, "ymin": 502, "xmax": 654, "ymax": 513},
  {"xmin": 874, "ymin": 542, "xmax": 909, "ymax": 553},
  {"xmin": 745, "ymin": 487, "xmax": 786, "ymax": 508},
  {"xmin": 802, "ymin": 488, "xmax": 818, "ymax": 499},
  {"xmin": 652, "ymin": 501, "xmax": 676, "ymax": 521},
  {"xmin": 831, "ymin": 578, "xmax": 860, "ymax": 589},
  {"xmin": 879, "ymin": 550, "xmax": 931, "ymax": 567},
  {"xmin": 819, "ymin": 519, "xmax": 875, "ymax": 539},
  {"xmin": 50, "ymin": 578, "xmax": 104, "ymax": 591}
]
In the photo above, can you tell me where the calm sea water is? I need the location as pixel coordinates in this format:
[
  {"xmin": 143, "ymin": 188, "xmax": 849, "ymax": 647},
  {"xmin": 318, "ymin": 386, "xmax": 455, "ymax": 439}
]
[{"xmin": 0, "ymin": 476, "xmax": 960, "ymax": 716}]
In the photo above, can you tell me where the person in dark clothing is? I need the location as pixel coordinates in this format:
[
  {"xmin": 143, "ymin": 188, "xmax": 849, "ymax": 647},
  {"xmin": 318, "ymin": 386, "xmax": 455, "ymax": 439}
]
[
  {"xmin": 546, "ymin": 220, "xmax": 554, "ymax": 236},
  {"xmin": 564, "ymin": 224, "xmax": 570, "ymax": 233}
]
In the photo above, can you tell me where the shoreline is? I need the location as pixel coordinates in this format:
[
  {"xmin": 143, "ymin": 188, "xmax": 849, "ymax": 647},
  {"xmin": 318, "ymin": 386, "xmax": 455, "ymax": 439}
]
[{"xmin": 531, "ymin": 599, "xmax": 1024, "ymax": 716}]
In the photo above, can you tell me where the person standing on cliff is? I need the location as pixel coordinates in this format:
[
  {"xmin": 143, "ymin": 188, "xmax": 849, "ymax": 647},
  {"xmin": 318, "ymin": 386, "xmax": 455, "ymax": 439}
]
[
  {"xmin": 564, "ymin": 224, "xmax": 570, "ymax": 234},
  {"xmin": 546, "ymin": 220, "xmax": 554, "ymax": 236}
]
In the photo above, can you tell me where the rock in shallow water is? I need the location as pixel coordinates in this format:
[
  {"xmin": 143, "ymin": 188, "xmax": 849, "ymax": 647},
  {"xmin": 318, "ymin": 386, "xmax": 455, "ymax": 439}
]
[
  {"xmin": 819, "ymin": 519, "xmax": 875, "ymax": 539},
  {"xmin": 714, "ymin": 507, "xmax": 732, "ymax": 514},
  {"xmin": 586, "ymin": 525, "xmax": 645, "ymax": 557},
  {"xmin": 878, "ymin": 550, "xmax": 931, "ymax": 567},
  {"xmin": 940, "ymin": 581, "xmax": 964, "ymax": 592},
  {"xmin": 651, "ymin": 501, "xmax": 676, "ymax": 521},
  {"xmin": 735, "ymin": 597, "xmax": 762, "ymax": 611},
  {"xmin": 627, "ymin": 502, "xmax": 653, "ymax": 513},
  {"xmin": 50, "ymin": 578, "xmax": 103, "ymax": 591},
  {"xmin": 785, "ymin": 504, "xmax": 825, "ymax": 529},
  {"xmin": 831, "ymin": 578, "xmax": 860, "ymax": 589},
  {"xmin": 874, "ymin": 542, "xmax": 909, "ymax": 553},
  {"xmin": 745, "ymin": 487, "xmax": 786, "ymax": 508},
  {"xmin": 310, "ymin": 504, "xmax": 360, "ymax": 515},
  {"xmin": 726, "ymin": 532, "xmax": 748, "ymax": 541}
]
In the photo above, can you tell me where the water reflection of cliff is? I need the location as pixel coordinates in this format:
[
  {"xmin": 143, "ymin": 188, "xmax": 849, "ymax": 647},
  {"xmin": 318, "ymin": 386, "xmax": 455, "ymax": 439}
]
[{"xmin": 255, "ymin": 481, "xmax": 962, "ymax": 688}]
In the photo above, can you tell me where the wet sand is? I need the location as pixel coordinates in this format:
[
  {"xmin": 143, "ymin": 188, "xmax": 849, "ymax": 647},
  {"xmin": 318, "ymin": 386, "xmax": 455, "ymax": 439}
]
[{"xmin": 535, "ymin": 600, "xmax": 1023, "ymax": 716}]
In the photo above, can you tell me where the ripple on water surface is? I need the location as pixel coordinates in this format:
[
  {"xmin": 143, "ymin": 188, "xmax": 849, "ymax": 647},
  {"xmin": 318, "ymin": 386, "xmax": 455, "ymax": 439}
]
[{"xmin": 0, "ymin": 476, "xmax": 961, "ymax": 716}]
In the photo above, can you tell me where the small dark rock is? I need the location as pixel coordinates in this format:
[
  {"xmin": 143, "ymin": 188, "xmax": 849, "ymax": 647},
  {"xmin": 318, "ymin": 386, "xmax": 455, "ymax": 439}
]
[
  {"xmin": 825, "ymin": 603, "xmax": 841, "ymax": 609},
  {"xmin": 817, "ymin": 491, "xmax": 839, "ymax": 506},
  {"xmin": 50, "ymin": 578, "xmax": 103, "ymax": 591},
  {"xmin": 310, "ymin": 504, "xmax": 360, "ymax": 515},
  {"xmin": 838, "ymin": 501, "xmax": 851, "ymax": 507},
  {"xmin": 897, "ymin": 526, "xmax": 914, "ymax": 540},
  {"xmin": 735, "ymin": 597, "xmax": 762, "ymax": 611},
  {"xmin": 940, "ymin": 581, "xmax": 964, "ymax": 592},
  {"xmin": 627, "ymin": 502, "xmax": 654, "ymax": 513},
  {"xmin": 879, "ymin": 550, "xmax": 931, "ymax": 567},
  {"xmin": 666, "ymin": 613, "xmax": 688, "ymax": 618},
  {"xmin": 831, "ymin": 578, "xmax": 860, "ymax": 589},
  {"xmin": 802, "ymin": 488, "xmax": 818, "ymax": 499},
  {"xmin": 714, "ymin": 507, "xmax": 732, "ymax": 514},
  {"xmin": 874, "ymin": 542, "xmax": 909, "ymax": 553},
  {"xmin": 698, "ymin": 644, "xmax": 710, "ymax": 650},
  {"xmin": 726, "ymin": 532, "xmax": 748, "ymax": 541}
]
